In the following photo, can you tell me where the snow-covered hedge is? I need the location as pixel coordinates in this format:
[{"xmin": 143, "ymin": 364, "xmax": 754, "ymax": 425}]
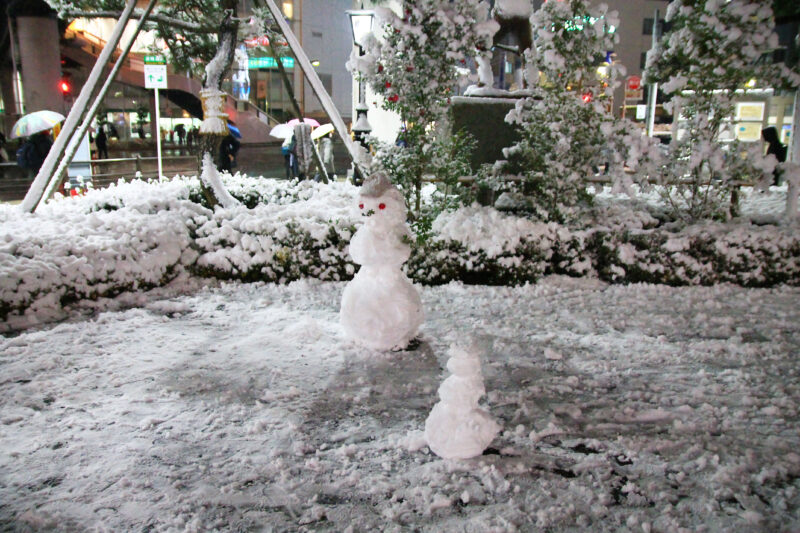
[
  {"xmin": 1, "ymin": 175, "xmax": 797, "ymax": 329},
  {"xmin": 590, "ymin": 224, "xmax": 800, "ymax": 287},
  {"xmin": 192, "ymin": 179, "xmax": 357, "ymax": 283},
  {"xmin": 408, "ymin": 205, "xmax": 800, "ymax": 287},
  {"xmin": 0, "ymin": 180, "xmax": 205, "ymax": 326}
]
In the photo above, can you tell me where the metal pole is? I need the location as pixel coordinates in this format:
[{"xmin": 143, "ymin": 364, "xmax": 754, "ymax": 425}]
[
  {"xmin": 261, "ymin": 0, "xmax": 367, "ymax": 178},
  {"xmin": 646, "ymin": 9, "xmax": 660, "ymax": 138},
  {"xmin": 37, "ymin": 0, "xmax": 158, "ymax": 208},
  {"xmin": 155, "ymin": 87, "xmax": 163, "ymax": 178},
  {"xmin": 21, "ymin": 0, "xmax": 138, "ymax": 212}
]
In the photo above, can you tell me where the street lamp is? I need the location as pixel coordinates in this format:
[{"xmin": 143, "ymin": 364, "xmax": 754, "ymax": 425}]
[{"xmin": 347, "ymin": 8, "xmax": 374, "ymax": 184}]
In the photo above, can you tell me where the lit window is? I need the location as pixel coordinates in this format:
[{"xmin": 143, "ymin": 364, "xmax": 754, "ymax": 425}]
[{"xmin": 282, "ymin": 1, "xmax": 293, "ymax": 19}]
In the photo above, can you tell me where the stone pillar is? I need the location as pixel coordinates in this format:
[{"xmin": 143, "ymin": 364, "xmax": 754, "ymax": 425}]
[
  {"xmin": 0, "ymin": 66, "xmax": 19, "ymax": 135},
  {"xmin": 17, "ymin": 16, "xmax": 62, "ymax": 113}
]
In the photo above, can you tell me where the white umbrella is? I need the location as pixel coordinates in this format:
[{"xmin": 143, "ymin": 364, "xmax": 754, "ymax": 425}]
[
  {"xmin": 311, "ymin": 123, "xmax": 335, "ymax": 140},
  {"xmin": 287, "ymin": 117, "xmax": 320, "ymax": 128},
  {"xmin": 269, "ymin": 123, "xmax": 294, "ymax": 139},
  {"xmin": 10, "ymin": 110, "xmax": 66, "ymax": 139}
]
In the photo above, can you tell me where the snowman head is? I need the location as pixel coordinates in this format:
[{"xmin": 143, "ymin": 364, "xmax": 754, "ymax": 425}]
[{"xmin": 358, "ymin": 172, "xmax": 406, "ymax": 225}]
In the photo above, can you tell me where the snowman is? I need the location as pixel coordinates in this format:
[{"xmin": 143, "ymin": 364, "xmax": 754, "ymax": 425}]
[
  {"xmin": 340, "ymin": 172, "xmax": 423, "ymax": 351},
  {"xmin": 425, "ymin": 342, "xmax": 501, "ymax": 459}
]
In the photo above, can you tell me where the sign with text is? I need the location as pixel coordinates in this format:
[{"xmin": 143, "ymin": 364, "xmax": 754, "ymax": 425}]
[
  {"xmin": 144, "ymin": 64, "xmax": 167, "ymax": 89},
  {"xmin": 143, "ymin": 55, "xmax": 166, "ymax": 65},
  {"xmin": 248, "ymin": 56, "xmax": 295, "ymax": 70}
]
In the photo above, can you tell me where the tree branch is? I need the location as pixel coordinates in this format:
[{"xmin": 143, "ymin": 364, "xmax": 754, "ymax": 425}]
[{"xmin": 62, "ymin": 9, "xmax": 213, "ymax": 33}]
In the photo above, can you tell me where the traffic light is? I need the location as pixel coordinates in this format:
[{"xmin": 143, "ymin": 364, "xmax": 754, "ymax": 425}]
[{"xmin": 59, "ymin": 78, "xmax": 71, "ymax": 95}]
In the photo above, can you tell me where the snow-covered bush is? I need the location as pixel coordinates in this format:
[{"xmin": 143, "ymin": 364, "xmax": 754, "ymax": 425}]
[
  {"xmin": 0, "ymin": 188, "xmax": 205, "ymax": 327},
  {"xmin": 644, "ymin": 0, "xmax": 800, "ymax": 221},
  {"xmin": 487, "ymin": 0, "xmax": 659, "ymax": 223},
  {"xmin": 590, "ymin": 223, "xmax": 800, "ymax": 287},
  {"xmin": 2, "ymin": 177, "xmax": 798, "ymax": 329},
  {"xmin": 372, "ymin": 131, "xmax": 476, "ymax": 241}
]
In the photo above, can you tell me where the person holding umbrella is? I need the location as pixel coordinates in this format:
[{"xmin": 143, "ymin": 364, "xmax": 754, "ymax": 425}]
[
  {"xmin": 16, "ymin": 130, "xmax": 53, "ymax": 177},
  {"xmin": 11, "ymin": 110, "xmax": 64, "ymax": 177}
]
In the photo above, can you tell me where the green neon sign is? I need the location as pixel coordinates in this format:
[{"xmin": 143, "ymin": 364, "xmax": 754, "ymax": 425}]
[
  {"xmin": 143, "ymin": 55, "xmax": 166, "ymax": 65},
  {"xmin": 248, "ymin": 57, "xmax": 295, "ymax": 70}
]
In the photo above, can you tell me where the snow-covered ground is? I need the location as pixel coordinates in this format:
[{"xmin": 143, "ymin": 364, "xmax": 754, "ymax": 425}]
[{"xmin": 2, "ymin": 276, "xmax": 798, "ymax": 532}]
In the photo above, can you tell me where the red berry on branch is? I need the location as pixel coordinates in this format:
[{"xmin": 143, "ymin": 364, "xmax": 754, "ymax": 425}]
[
  {"xmin": 377, "ymin": 64, "xmax": 384, "ymax": 73},
  {"xmin": 385, "ymin": 81, "xmax": 392, "ymax": 88},
  {"xmin": 388, "ymin": 94, "xmax": 399, "ymax": 103},
  {"xmin": 379, "ymin": 203, "xmax": 386, "ymax": 210},
  {"xmin": 406, "ymin": 66, "xmax": 414, "ymax": 72}
]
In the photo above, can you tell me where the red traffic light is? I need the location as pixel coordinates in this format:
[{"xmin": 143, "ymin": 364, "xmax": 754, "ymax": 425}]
[{"xmin": 60, "ymin": 79, "xmax": 71, "ymax": 95}]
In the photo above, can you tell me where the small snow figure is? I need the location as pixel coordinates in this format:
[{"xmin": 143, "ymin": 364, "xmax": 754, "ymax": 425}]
[
  {"xmin": 425, "ymin": 342, "xmax": 501, "ymax": 459},
  {"xmin": 340, "ymin": 172, "xmax": 423, "ymax": 351}
]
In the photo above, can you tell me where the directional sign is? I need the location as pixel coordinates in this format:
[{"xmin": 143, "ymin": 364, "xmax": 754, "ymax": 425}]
[
  {"xmin": 248, "ymin": 56, "xmax": 295, "ymax": 70},
  {"xmin": 143, "ymin": 55, "xmax": 166, "ymax": 65},
  {"xmin": 144, "ymin": 64, "xmax": 167, "ymax": 89}
]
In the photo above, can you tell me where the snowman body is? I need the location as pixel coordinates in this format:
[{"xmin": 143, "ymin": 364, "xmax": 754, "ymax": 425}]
[
  {"xmin": 425, "ymin": 343, "xmax": 501, "ymax": 459},
  {"xmin": 340, "ymin": 181, "xmax": 423, "ymax": 351}
]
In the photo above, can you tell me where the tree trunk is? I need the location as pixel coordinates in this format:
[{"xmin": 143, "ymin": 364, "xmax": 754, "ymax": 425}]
[{"xmin": 197, "ymin": 3, "xmax": 239, "ymax": 207}]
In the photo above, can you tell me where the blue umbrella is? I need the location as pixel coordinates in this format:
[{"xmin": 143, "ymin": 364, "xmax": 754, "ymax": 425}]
[{"xmin": 227, "ymin": 123, "xmax": 242, "ymax": 139}]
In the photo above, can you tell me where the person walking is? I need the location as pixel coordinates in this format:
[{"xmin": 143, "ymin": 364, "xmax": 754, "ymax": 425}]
[
  {"xmin": 218, "ymin": 133, "xmax": 241, "ymax": 173},
  {"xmin": 282, "ymin": 133, "xmax": 296, "ymax": 179},
  {"xmin": 16, "ymin": 130, "xmax": 53, "ymax": 177},
  {"xmin": 762, "ymin": 126, "xmax": 787, "ymax": 185},
  {"xmin": 95, "ymin": 126, "xmax": 109, "ymax": 160}
]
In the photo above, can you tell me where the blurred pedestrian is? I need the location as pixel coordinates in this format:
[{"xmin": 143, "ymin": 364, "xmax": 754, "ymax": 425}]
[
  {"xmin": 0, "ymin": 131, "xmax": 8, "ymax": 162},
  {"xmin": 282, "ymin": 133, "xmax": 296, "ymax": 179},
  {"xmin": 762, "ymin": 126, "xmax": 786, "ymax": 185},
  {"xmin": 16, "ymin": 130, "xmax": 53, "ymax": 177},
  {"xmin": 95, "ymin": 126, "xmax": 109, "ymax": 159},
  {"xmin": 218, "ymin": 133, "xmax": 240, "ymax": 173}
]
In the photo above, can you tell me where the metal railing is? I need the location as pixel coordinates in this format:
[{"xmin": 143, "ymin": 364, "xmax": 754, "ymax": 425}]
[{"xmin": 0, "ymin": 155, "xmax": 199, "ymax": 203}]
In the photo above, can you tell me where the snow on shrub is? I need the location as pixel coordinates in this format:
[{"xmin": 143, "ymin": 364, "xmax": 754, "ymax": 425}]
[
  {"xmin": 193, "ymin": 180, "xmax": 359, "ymax": 282},
  {"xmin": 0, "ymin": 187, "xmax": 205, "ymax": 328},
  {"xmin": 0, "ymin": 176, "xmax": 797, "ymax": 330}
]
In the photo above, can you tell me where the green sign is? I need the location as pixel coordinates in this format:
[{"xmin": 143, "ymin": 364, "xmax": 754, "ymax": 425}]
[
  {"xmin": 143, "ymin": 55, "xmax": 166, "ymax": 65},
  {"xmin": 248, "ymin": 57, "xmax": 294, "ymax": 70}
]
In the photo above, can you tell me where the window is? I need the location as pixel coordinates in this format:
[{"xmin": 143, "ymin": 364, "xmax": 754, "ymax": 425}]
[
  {"xmin": 640, "ymin": 52, "xmax": 647, "ymax": 70},
  {"xmin": 643, "ymin": 18, "xmax": 666, "ymax": 35}
]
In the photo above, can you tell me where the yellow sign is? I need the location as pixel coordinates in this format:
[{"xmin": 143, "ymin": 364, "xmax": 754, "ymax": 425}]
[
  {"xmin": 735, "ymin": 122, "xmax": 762, "ymax": 142},
  {"xmin": 736, "ymin": 102, "xmax": 764, "ymax": 121}
]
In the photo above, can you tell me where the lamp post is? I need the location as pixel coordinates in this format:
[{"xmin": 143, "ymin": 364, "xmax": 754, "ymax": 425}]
[{"xmin": 347, "ymin": 8, "xmax": 374, "ymax": 185}]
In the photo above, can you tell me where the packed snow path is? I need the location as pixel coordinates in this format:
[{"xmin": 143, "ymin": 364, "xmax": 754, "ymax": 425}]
[{"xmin": 1, "ymin": 278, "xmax": 798, "ymax": 532}]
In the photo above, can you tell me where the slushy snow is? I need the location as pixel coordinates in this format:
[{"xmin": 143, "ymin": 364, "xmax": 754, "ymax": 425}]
[
  {"xmin": 425, "ymin": 341, "xmax": 501, "ymax": 459},
  {"xmin": 340, "ymin": 173, "xmax": 423, "ymax": 351}
]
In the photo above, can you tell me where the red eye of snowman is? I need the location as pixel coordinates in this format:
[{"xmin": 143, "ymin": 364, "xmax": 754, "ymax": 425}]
[
  {"xmin": 359, "ymin": 203, "xmax": 364, "ymax": 209},
  {"xmin": 379, "ymin": 203, "xmax": 386, "ymax": 210}
]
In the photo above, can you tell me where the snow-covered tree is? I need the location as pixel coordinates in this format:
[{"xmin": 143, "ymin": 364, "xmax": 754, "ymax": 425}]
[
  {"xmin": 487, "ymin": 0, "xmax": 658, "ymax": 223},
  {"xmin": 645, "ymin": 0, "xmax": 800, "ymax": 221},
  {"xmin": 349, "ymin": 0, "xmax": 497, "ymax": 214}
]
